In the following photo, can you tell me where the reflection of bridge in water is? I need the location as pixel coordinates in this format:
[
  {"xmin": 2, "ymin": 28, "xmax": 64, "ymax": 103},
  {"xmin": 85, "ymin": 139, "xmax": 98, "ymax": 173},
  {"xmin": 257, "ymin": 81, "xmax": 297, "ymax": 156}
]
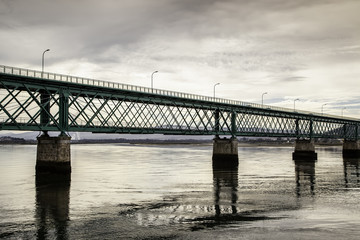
[
  {"xmin": 295, "ymin": 160, "xmax": 316, "ymax": 197},
  {"xmin": 117, "ymin": 159, "xmax": 359, "ymax": 231},
  {"xmin": 35, "ymin": 174, "xmax": 70, "ymax": 239},
  {"xmin": 31, "ymin": 155, "xmax": 360, "ymax": 237},
  {"xmin": 344, "ymin": 158, "xmax": 360, "ymax": 188},
  {"xmin": 1, "ymin": 65, "xmax": 360, "ymax": 173}
]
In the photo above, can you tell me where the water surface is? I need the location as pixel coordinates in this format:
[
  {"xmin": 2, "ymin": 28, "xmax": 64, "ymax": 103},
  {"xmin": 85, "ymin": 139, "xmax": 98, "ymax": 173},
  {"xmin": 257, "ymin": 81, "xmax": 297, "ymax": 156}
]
[{"xmin": 0, "ymin": 143, "xmax": 360, "ymax": 239}]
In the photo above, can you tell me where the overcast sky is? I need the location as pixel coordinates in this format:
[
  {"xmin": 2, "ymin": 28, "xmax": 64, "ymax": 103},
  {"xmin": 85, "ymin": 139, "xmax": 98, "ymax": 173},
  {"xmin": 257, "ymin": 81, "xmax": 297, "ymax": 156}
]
[{"xmin": 1, "ymin": 0, "xmax": 360, "ymax": 117}]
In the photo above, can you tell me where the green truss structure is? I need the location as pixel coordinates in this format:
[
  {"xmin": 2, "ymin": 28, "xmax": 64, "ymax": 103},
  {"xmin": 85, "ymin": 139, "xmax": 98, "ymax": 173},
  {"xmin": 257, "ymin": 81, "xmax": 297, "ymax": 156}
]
[{"xmin": 1, "ymin": 65, "xmax": 359, "ymax": 140}]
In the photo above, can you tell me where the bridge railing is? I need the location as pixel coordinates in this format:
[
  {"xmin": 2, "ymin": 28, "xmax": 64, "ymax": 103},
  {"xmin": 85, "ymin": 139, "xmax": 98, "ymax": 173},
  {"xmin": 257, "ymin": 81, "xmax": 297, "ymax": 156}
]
[{"xmin": 1, "ymin": 65, "xmax": 358, "ymax": 122}]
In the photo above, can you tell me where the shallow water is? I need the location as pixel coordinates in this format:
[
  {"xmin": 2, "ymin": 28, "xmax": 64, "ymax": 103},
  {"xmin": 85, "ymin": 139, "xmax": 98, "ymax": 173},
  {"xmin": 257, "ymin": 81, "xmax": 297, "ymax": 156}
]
[{"xmin": 0, "ymin": 143, "xmax": 360, "ymax": 239}]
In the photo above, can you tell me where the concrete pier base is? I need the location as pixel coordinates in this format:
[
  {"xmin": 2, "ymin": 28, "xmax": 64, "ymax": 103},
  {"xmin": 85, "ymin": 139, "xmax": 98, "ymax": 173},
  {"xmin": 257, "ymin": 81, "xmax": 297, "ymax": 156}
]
[
  {"xmin": 36, "ymin": 135, "xmax": 71, "ymax": 174},
  {"xmin": 343, "ymin": 140, "xmax": 360, "ymax": 158},
  {"xmin": 212, "ymin": 137, "xmax": 238, "ymax": 168},
  {"xmin": 292, "ymin": 139, "xmax": 317, "ymax": 160}
]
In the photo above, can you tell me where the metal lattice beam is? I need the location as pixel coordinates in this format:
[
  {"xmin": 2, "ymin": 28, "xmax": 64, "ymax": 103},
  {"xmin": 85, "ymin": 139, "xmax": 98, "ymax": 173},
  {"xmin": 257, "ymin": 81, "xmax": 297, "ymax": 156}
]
[{"xmin": 1, "ymin": 67, "xmax": 360, "ymax": 140}]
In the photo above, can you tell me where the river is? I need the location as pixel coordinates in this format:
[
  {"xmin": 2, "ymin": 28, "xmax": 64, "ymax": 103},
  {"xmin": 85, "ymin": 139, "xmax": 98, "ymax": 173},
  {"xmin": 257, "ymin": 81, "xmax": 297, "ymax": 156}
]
[{"xmin": 0, "ymin": 143, "xmax": 360, "ymax": 239}]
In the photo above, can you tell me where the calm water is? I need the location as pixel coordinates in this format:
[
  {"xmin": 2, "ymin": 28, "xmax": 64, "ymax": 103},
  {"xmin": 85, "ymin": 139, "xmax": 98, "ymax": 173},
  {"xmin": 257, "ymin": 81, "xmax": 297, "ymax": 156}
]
[{"xmin": 0, "ymin": 143, "xmax": 360, "ymax": 239}]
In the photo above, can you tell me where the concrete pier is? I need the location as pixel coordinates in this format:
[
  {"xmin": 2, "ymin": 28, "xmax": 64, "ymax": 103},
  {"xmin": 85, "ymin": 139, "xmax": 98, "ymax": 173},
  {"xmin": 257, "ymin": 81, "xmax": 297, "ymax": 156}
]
[
  {"xmin": 36, "ymin": 135, "xmax": 71, "ymax": 174},
  {"xmin": 212, "ymin": 137, "xmax": 238, "ymax": 168},
  {"xmin": 343, "ymin": 140, "xmax": 360, "ymax": 158},
  {"xmin": 292, "ymin": 139, "xmax": 317, "ymax": 160}
]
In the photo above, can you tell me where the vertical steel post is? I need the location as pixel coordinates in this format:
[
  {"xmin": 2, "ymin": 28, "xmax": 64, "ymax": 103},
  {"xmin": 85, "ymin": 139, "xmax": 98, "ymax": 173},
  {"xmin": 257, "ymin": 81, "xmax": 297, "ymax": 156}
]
[
  {"xmin": 295, "ymin": 119, "xmax": 299, "ymax": 139},
  {"xmin": 231, "ymin": 111, "xmax": 236, "ymax": 138},
  {"xmin": 40, "ymin": 91, "xmax": 50, "ymax": 125},
  {"xmin": 343, "ymin": 124, "xmax": 347, "ymax": 140},
  {"xmin": 356, "ymin": 124, "xmax": 359, "ymax": 141},
  {"xmin": 59, "ymin": 90, "xmax": 69, "ymax": 135},
  {"xmin": 214, "ymin": 109, "xmax": 220, "ymax": 137},
  {"xmin": 309, "ymin": 119, "xmax": 313, "ymax": 139}
]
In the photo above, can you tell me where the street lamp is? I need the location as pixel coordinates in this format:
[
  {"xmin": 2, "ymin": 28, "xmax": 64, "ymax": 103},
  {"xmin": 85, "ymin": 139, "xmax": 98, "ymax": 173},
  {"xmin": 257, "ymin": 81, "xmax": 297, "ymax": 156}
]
[
  {"xmin": 151, "ymin": 71, "xmax": 158, "ymax": 92},
  {"xmin": 261, "ymin": 92, "xmax": 268, "ymax": 107},
  {"xmin": 342, "ymin": 107, "xmax": 347, "ymax": 117},
  {"xmin": 213, "ymin": 83, "xmax": 220, "ymax": 99},
  {"xmin": 41, "ymin": 49, "xmax": 50, "ymax": 76},
  {"xmin": 293, "ymin": 98, "xmax": 300, "ymax": 111},
  {"xmin": 321, "ymin": 103, "xmax": 327, "ymax": 115}
]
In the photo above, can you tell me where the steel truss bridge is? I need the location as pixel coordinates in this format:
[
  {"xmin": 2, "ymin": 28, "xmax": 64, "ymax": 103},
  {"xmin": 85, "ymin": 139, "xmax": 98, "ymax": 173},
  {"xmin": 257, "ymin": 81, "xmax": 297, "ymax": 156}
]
[{"xmin": 1, "ymin": 65, "xmax": 359, "ymax": 140}]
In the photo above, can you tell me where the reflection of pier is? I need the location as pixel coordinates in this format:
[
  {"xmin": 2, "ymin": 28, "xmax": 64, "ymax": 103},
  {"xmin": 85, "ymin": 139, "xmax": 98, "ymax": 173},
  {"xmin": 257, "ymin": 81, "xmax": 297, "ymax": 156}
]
[
  {"xmin": 294, "ymin": 160, "xmax": 316, "ymax": 197},
  {"xmin": 129, "ymin": 164, "xmax": 272, "ymax": 230},
  {"xmin": 35, "ymin": 173, "xmax": 70, "ymax": 240},
  {"xmin": 213, "ymin": 167, "xmax": 239, "ymax": 216},
  {"xmin": 343, "ymin": 158, "xmax": 360, "ymax": 188}
]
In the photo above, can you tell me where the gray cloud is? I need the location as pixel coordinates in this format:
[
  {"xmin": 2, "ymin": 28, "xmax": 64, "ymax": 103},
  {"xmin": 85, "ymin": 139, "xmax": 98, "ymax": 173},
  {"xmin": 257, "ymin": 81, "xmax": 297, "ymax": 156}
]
[
  {"xmin": 1, "ymin": 0, "xmax": 360, "ymax": 116},
  {"xmin": 1, "ymin": 0, "xmax": 359, "ymax": 61}
]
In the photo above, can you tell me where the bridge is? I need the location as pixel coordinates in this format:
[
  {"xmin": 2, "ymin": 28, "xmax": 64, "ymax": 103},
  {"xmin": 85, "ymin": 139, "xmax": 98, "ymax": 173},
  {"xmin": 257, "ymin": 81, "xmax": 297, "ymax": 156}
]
[{"xmin": 1, "ymin": 65, "xmax": 360, "ymax": 173}]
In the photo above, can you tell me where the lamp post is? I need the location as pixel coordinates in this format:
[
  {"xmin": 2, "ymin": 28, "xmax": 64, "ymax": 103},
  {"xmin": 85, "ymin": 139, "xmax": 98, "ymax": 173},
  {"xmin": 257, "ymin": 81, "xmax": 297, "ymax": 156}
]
[
  {"xmin": 293, "ymin": 98, "xmax": 300, "ymax": 111},
  {"xmin": 342, "ymin": 107, "xmax": 347, "ymax": 117},
  {"xmin": 213, "ymin": 83, "xmax": 220, "ymax": 99},
  {"xmin": 151, "ymin": 71, "xmax": 158, "ymax": 93},
  {"xmin": 261, "ymin": 92, "xmax": 268, "ymax": 107},
  {"xmin": 41, "ymin": 49, "xmax": 50, "ymax": 77},
  {"xmin": 321, "ymin": 103, "xmax": 327, "ymax": 115}
]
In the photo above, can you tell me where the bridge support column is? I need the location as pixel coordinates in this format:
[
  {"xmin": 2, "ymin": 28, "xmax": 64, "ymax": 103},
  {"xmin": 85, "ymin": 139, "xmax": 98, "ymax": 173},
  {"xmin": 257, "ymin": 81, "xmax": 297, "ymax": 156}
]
[
  {"xmin": 36, "ymin": 135, "xmax": 71, "ymax": 174},
  {"xmin": 212, "ymin": 137, "xmax": 238, "ymax": 168},
  {"xmin": 343, "ymin": 140, "xmax": 360, "ymax": 158},
  {"xmin": 292, "ymin": 139, "xmax": 317, "ymax": 160}
]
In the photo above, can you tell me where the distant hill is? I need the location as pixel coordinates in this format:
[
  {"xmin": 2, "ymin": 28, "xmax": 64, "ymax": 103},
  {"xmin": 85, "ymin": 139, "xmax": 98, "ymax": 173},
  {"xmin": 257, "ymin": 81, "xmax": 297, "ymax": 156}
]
[{"xmin": 0, "ymin": 136, "xmax": 28, "ymax": 144}]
